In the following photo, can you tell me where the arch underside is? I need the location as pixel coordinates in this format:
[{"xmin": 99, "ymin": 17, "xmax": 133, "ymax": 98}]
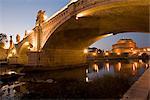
[{"xmin": 43, "ymin": 3, "xmax": 149, "ymax": 50}]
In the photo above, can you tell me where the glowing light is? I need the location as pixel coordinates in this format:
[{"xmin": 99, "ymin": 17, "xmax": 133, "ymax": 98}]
[
  {"xmin": 86, "ymin": 69, "xmax": 88, "ymax": 74},
  {"xmin": 117, "ymin": 62, "xmax": 122, "ymax": 71},
  {"xmin": 86, "ymin": 77, "xmax": 89, "ymax": 82},
  {"xmin": 139, "ymin": 59, "xmax": 143, "ymax": 64},
  {"xmin": 143, "ymin": 49, "xmax": 146, "ymax": 51},
  {"xmin": 83, "ymin": 49, "xmax": 88, "ymax": 54},
  {"xmin": 93, "ymin": 64, "xmax": 99, "ymax": 72},
  {"xmin": 145, "ymin": 64, "xmax": 149, "ymax": 68},
  {"xmin": 132, "ymin": 65, "xmax": 136, "ymax": 71},
  {"xmin": 92, "ymin": 52, "xmax": 97, "ymax": 56},
  {"xmin": 147, "ymin": 48, "xmax": 150, "ymax": 51},
  {"xmin": 76, "ymin": 13, "xmax": 84, "ymax": 18},
  {"xmin": 105, "ymin": 52, "xmax": 109, "ymax": 56},
  {"xmin": 117, "ymin": 52, "xmax": 121, "ymax": 55},
  {"xmin": 106, "ymin": 63, "xmax": 110, "ymax": 72},
  {"xmin": 131, "ymin": 48, "xmax": 133, "ymax": 51},
  {"xmin": 133, "ymin": 51, "xmax": 137, "ymax": 54},
  {"xmin": 133, "ymin": 62, "xmax": 138, "ymax": 68},
  {"xmin": 132, "ymin": 62, "xmax": 138, "ymax": 71},
  {"xmin": 8, "ymin": 71, "xmax": 17, "ymax": 75},
  {"xmin": 76, "ymin": 13, "xmax": 85, "ymax": 20}
]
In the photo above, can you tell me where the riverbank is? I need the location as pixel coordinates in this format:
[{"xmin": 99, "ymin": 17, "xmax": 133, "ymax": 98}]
[{"xmin": 121, "ymin": 67, "xmax": 150, "ymax": 100}]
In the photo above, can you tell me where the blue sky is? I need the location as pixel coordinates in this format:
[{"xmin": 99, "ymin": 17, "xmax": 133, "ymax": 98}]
[{"xmin": 0, "ymin": 0, "xmax": 149, "ymax": 50}]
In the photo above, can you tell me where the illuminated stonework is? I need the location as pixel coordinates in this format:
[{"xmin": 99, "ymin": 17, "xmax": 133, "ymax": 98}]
[
  {"xmin": 112, "ymin": 39, "xmax": 150, "ymax": 55},
  {"xmin": 7, "ymin": 0, "xmax": 149, "ymax": 66},
  {"xmin": 112, "ymin": 39, "xmax": 137, "ymax": 54}
]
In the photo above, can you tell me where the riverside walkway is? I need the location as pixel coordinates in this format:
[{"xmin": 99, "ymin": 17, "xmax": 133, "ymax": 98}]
[{"xmin": 121, "ymin": 67, "xmax": 150, "ymax": 100}]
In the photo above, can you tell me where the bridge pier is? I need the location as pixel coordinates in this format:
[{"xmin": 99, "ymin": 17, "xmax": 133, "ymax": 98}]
[{"xmin": 27, "ymin": 49, "xmax": 86, "ymax": 68}]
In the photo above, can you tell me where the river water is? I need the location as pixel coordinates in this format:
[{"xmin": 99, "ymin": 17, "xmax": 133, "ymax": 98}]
[{"xmin": 0, "ymin": 59, "xmax": 149, "ymax": 99}]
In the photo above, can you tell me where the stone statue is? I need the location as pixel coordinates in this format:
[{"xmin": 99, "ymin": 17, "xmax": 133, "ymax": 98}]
[
  {"xmin": 16, "ymin": 34, "xmax": 20, "ymax": 43},
  {"xmin": 9, "ymin": 36, "xmax": 13, "ymax": 49},
  {"xmin": 36, "ymin": 10, "xmax": 45, "ymax": 26},
  {"xmin": 24, "ymin": 30, "xmax": 28, "ymax": 37}
]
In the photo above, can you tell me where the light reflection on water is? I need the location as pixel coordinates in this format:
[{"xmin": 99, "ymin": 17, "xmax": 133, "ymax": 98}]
[
  {"xmin": 86, "ymin": 59, "xmax": 149, "ymax": 82},
  {"xmin": 0, "ymin": 59, "xmax": 149, "ymax": 99}
]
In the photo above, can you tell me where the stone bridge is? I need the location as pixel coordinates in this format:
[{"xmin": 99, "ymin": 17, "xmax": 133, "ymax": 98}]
[{"xmin": 9, "ymin": 0, "xmax": 149, "ymax": 67}]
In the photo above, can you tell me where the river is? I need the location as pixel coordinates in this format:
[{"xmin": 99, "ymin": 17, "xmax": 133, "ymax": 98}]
[{"xmin": 0, "ymin": 59, "xmax": 149, "ymax": 99}]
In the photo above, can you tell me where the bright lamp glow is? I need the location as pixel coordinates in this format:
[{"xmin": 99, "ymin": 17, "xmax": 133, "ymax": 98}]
[
  {"xmin": 105, "ymin": 52, "xmax": 109, "ymax": 56},
  {"xmin": 117, "ymin": 52, "xmax": 121, "ymax": 55},
  {"xmin": 8, "ymin": 71, "xmax": 17, "ymax": 75},
  {"xmin": 83, "ymin": 49, "xmax": 88, "ymax": 54}
]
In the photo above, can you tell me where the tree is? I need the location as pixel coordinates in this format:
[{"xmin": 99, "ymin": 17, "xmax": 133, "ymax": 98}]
[{"xmin": 0, "ymin": 33, "xmax": 8, "ymax": 48}]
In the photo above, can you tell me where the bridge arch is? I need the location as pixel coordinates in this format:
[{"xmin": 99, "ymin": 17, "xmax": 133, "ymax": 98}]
[
  {"xmin": 36, "ymin": 0, "xmax": 149, "ymax": 67},
  {"xmin": 18, "ymin": 42, "xmax": 33, "ymax": 64}
]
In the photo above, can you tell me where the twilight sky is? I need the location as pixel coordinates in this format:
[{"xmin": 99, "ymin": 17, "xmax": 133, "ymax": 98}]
[{"xmin": 0, "ymin": 0, "xmax": 149, "ymax": 50}]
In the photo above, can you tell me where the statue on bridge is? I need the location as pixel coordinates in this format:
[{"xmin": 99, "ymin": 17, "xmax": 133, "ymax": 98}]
[
  {"xmin": 36, "ymin": 10, "xmax": 45, "ymax": 26},
  {"xmin": 16, "ymin": 34, "xmax": 20, "ymax": 43}
]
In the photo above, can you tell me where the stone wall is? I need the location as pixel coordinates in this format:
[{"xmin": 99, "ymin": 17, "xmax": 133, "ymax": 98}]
[
  {"xmin": 0, "ymin": 48, "xmax": 8, "ymax": 61},
  {"xmin": 27, "ymin": 49, "xmax": 86, "ymax": 68}
]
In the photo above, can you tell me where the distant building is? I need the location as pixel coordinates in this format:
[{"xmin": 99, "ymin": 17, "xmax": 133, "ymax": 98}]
[
  {"xmin": 112, "ymin": 39, "xmax": 137, "ymax": 54},
  {"xmin": 112, "ymin": 39, "xmax": 150, "ymax": 55}
]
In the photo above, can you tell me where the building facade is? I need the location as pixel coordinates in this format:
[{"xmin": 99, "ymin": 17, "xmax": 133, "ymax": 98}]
[
  {"xmin": 112, "ymin": 39, "xmax": 150, "ymax": 55},
  {"xmin": 112, "ymin": 39, "xmax": 137, "ymax": 54}
]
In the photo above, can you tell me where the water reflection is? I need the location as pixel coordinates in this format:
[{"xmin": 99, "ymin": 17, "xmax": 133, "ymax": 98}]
[
  {"xmin": 86, "ymin": 59, "xmax": 149, "ymax": 82},
  {"xmin": 117, "ymin": 62, "xmax": 122, "ymax": 71},
  {"xmin": 92, "ymin": 64, "xmax": 99, "ymax": 72},
  {"xmin": 105, "ymin": 62, "xmax": 110, "ymax": 72},
  {"xmin": 0, "ymin": 59, "xmax": 149, "ymax": 99}
]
